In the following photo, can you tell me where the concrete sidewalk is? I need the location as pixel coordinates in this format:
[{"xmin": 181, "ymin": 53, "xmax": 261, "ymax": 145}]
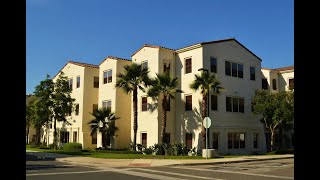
[{"xmin": 26, "ymin": 150, "xmax": 293, "ymax": 168}]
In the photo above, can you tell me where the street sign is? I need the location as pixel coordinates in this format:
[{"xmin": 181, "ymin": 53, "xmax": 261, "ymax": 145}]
[{"xmin": 203, "ymin": 117, "xmax": 211, "ymax": 128}]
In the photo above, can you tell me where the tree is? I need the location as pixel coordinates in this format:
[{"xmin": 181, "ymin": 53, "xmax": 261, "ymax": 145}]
[
  {"xmin": 147, "ymin": 72, "xmax": 183, "ymax": 144},
  {"xmin": 115, "ymin": 63, "xmax": 151, "ymax": 151},
  {"xmin": 51, "ymin": 72, "xmax": 75, "ymax": 150},
  {"xmin": 89, "ymin": 108, "xmax": 118, "ymax": 148},
  {"xmin": 190, "ymin": 71, "xmax": 223, "ymax": 149},
  {"xmin": 33, "ymin": 75, "xmax": 54, "ymax": 146},
  {"xmin": 252, "ymin": 90, "xmax": 294, "ymax": 151},
  {"xmin": 26, "ymin": 95, "xmax": 36, "ymax": 144}
]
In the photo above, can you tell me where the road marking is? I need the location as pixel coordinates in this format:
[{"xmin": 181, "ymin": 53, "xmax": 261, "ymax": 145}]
[
  {"xmin": 131, "ymin": 168, "xmax": 224, "ymax": 180},
  {"xmin": 172, "ymin": 166, "xmax": 294, "ymax": 179},
  {"xmin": 115, "ymin": 170, "xmax": 186, "ymax": 180}
]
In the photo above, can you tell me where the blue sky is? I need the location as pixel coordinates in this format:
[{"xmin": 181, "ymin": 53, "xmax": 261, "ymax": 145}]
[{"xmin": 26, "ymin": 0, "xmax": 293, "ymax": 94}]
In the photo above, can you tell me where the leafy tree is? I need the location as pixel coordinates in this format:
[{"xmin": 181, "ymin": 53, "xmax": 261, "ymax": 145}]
[
  {"xmin": 115, "ymin": 63, "xmax": 151, "ymax": 151},
  {"xmin": 89, "ymin": 108, "xmax": 118, "ymax": 148},
  {"xmin": 147, "ymin": 72, "xmax": 182, "ymax": 145},
  {"xmin": 190, "ymin": 71, "xmax": 223, "ymax": 149},
  {"xmin": 51, "ymin": 72, "xmax": 75, "ymax": 150},
  {"xmin": 26, "ymin": 95, "xmax": 36, "ymax": 144},
  {"xmin": 252, "ymin": 90, "xmax": 294, "ymax": 151}
]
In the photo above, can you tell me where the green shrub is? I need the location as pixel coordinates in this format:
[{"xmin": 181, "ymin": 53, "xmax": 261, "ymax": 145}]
[{"xmin": 62, "ymin": 143, "xmax": 82, "ymax": 151}]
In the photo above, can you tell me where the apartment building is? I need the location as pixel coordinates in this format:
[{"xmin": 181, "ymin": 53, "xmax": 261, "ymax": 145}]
[
  {"xmin": 261, "ymin": 66, "xmax": 294, "ymax": 150},
  {"xmin": 46, "ymin": 61, "xmax": 99, "ymax": 149},
  {"xmin": 42, "ymin": 38, "xmax": 292, "ymax": 154}
]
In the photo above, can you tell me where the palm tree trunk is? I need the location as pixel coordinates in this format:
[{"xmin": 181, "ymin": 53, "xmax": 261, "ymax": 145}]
[
  {"xmin": 102, "ymin": 131, "xmax": 107, "ymax": 148},
  {"xmin": 201, "ymin": 94, "xmax": 207, "ymax": 149},
  {"xmin": 133, "ymin": 87, "xmax": 138, "ymax": 151},
  {"xmin": 53, "ymin": 119, "xmax": 58, "ymax": 150},
  {"xmin": 161, "ymin": 95, "xmax": 167, "ymax": 144}
]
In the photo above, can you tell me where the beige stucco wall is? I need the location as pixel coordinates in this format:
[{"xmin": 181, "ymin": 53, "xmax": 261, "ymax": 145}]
[
  {"xmin": 279, "ymin": 70, "xmax": 294, "ymax": 91},
  {"xmin": 98, "ymin": 58, "xmax": 132, "ymax": 149}
]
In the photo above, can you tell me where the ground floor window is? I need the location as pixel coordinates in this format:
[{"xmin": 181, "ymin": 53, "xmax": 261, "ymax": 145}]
[
  {"xmin": 141, "ymin": 132, "xmax": 147, "ymax": 147},
  {"xmin": 253, "ymin": 133, "xmax": 258, "ymax": 148},
  {"xmin": 164, "ymin": 133, "xmax": 170, "ymax": 144},
  {"xmin": 212, "ymin": 133, "xmax": 219, "ymax": 149},
  {"xmin": 92, "ymin": 132, "xmax": 97, "ymax": 144},
  {"xmin": 228, "ymin": 132, "xmax": 245, "ymax": 149},
  {"xmin": 60, "ymin": 131, "xmax": 69, "ymax": 143},
  {"xmin": 186, "ymin": 133, "xmax": 192, "ymax": 150},
  {"xmin": 73, "ymin": 131, "xmax": 77, "ymax": 143}
]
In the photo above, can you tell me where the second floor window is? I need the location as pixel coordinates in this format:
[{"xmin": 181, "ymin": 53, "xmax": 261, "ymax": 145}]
[
  {"xmin": 211, "ymin": 95, "xmax": 217, "ymax": 110},
  {"xmin": 225, "ymin": 61, "xmax": 243, "ymax": 78},
  {"xmin": 164, "ymin": 62, "xmax": 170, "ymax": 73},
  {"xmin": 94, "ymin": 76, "xmax": 99, "ymax": 88},
  {"xmin": 289, "ymin": 78, "xmax": 294, "ymax": 90},
  {"xmin": 68, "ymin": 78, "xmax": 73, "ymax": 90},
  {"xmin": 210, "ymin": 57, "xmax": 217, "ymax": 73},
  {"xmin": 93, "ymin": 104, "xmax": 98, "ymax": 113},
  {"xmin": 185, "ymin": 58, "xmax": 192, "ymax": 74},
  {"xmin": 76, "ymin": 76, "xmax": 80, "ymax": 88},
  {"xmin": 102, "ymin": 100, "xmax": 111, "ymax": 111},
  {"xmin": 262, "ymin": 78, "xmax": 268, "ymax": 90},
  {"xmin": 104, "ymin": 70, "xmax": 112, "ymax": 84},
  {"xmin": 142, "ymin": 61, "xmax": 148, "ymax": 70},
  {"xmin": 250, "ymin": 67, "xmax": 256, "ymax": 80},
  {"xmin": 226, "ymin": 97, "xmax": 244, "ymax": 113},
  {"xmin": 142, "ymin": 97, "xmax": 148, "ymax": 111},
  {"xmin": 272, "ymin": 79, "xmax": 277, "ymax": 90},
  {"xmin": 75, "ymin": 104, "xmax": 79, "ymax": 116},
  {"xmin": 185, "ymin": 95, "xmax": 192, "ymax": 111}
]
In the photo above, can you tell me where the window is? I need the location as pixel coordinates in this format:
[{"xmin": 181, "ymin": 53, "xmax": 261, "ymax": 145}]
[
  {"xmin": 68, "ymin": 78, "xmax": 73, "ymax": 90},
  {"xmin": 253, "ymin": 133, "xmax": 258, "ymax": 148},
  {"xmin": 225, "ymin": 61, "xmax": 243, "ymax": 78},
  {"xmin": 142, "ymin": 97, "xmax": 148, "ymax": 111},
  {"xmin": 92, "ymin": 132, "xmax": 97, "ymax": 144},
  {"xmin": 250, "ymin": 67, "xmax": 255, "ymax": 80},
  {"xmin": 141, "ymin": 132, "xmax": 147, "ymax": 147},
  {"xmin": 262, "ymin": 79, "xmax": 268, "ymax": 90},
  {"xmin": 226, "ymin": 97, "xmax": 232, "ymax": 112},
  {"xmin": 225, "ymin": 61, "xmax": 231, "ymax": 76},
  {"xmin": 103, "ymin": 70, "xmax": 112, "ymax": 84},
  {"xmin": 60, "ymin": 131, "xmax": 69, "ymax": 143},
  {"xmin": 289, "ymin": 78, "xmax": 294, "ymax": 90},
  {"xmin": 75, "ymin": 104, "xmax": 79, "ymax": 116},
  {"xmin": 76, "ymin": 76, "xmax": 80, "ymax": 88},
  {"xmin": 228, "ymin": 132, "xmax": 245, "ymax": 149},
  {"xmin": 93, "ymin": 104, "xmax": 98, "ymax": 113},
  {"xmin": 49, "ymin": 123, "xmax": 52, "ymax": 129},
  {"xmin": 186, "ymin": 133, "xmax": 192, "ymax": 149},
  {"xmin": 185, "ymin": 95, "xmax": 192, "ymax": 111},
  {"xmin": 164, "ymin": 62, "xmax": 170, "ymax": 73},
  {"xmin": 210, "ymin": 57, "xmax": 217, "ymax": 73},
  {"xmin": 165, "ymin": 133, "xmax": 170, "ymax": 144},
  {"xmin": 166, "ymin": 97, "xmax": 170, "ymax": 111},
  {"xmin": 238, "ymin": 64, "xmax": 243, "ymax": 78},
  {"xmin": 212, "ymin": 133, "xmax": 219, "ymax": 149},
  {"xmin": 102, "ymin": 100, "xmax": 111, "ymax": 110},
  {"xmin": 272, "ymin": 79, "xmax": 277, "ymax": 90},
  {"xmin": 73, "ymin": 131, "xmax": 77, "ymax": 142},
  {"xmin": 226, "ymin": 97, "xmax": 245, "ymax": 113},
  {"xmin": 142, "ymin": 61, "xmax": 148, "ymax": 70},
  {"xmin": 185, "ymin": 58, "xmax": 192, "ymax": 74},
  {"xmin": 94, "ymin": 76, "xmax": 99, "ymax": 88},
  {"xmin": 211, "ymin": 95, "xmax": 217, "ymax": 110}
]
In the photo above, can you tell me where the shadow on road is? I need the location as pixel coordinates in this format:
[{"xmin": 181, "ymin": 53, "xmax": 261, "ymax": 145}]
[{"xmin": 26, "ymin": 163, "xmax": 73, "ymax": 171}]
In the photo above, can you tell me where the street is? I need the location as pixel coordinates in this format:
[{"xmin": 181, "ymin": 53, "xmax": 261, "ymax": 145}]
[{"xmin": 26, "ymin": 158, "xmax": 294, "ymax": 180}]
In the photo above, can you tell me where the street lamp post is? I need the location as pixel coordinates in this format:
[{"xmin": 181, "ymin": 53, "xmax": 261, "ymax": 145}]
[{"xmin": 198, "ymin": 68, "xmax": 209, "ymax": 159}]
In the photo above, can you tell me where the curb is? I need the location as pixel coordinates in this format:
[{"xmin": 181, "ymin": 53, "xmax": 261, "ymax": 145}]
[
  {"xmin": 26, "ymin": 154, "xmax": 56, "ymax": 161},
  {"xmin": 171, "ymin": 156, "xmax": 294, "ymax": 166}
]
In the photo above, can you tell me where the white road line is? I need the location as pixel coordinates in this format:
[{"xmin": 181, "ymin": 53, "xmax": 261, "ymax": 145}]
[
  {"xmin": 131, "ymin": 168, "xmax": 225, "ymax": 180},
  {"xmin": 116, "ymin": 170, "xmax": 186, "ymax": 180},
  {"xmin": 172, "ymin": 166, "xmax": 294, "ymax": 179}
]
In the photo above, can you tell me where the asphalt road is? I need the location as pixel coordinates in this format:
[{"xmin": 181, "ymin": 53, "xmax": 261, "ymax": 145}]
[{"xmin": 26, "ymin": 158, "xmax": 294, "ymax": 180}]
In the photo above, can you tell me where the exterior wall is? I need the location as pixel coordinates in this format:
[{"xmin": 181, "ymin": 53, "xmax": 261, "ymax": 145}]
[
  {"xmin": 175, "ymin": 46, "xmax": 204, "ymax": 150},
  {"xmin": 98, "ymin": 58, "xmax": 132, "ymax": 149},
  {"xmin": 132, "ymin": 47, "xmax": 160, "ymax": 147},
  {"xmin": 279, "ymin": 70, "xmax": 294, "ymax": 91}
]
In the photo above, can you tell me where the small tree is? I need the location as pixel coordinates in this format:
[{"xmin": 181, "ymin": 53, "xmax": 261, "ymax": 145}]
[
  {"xmin": 89, "ymin": 108, "xmax": 118, "ymax": 148},
  {"xmin": 147, "ymin": 72, "xmax": 182, "ymax": 145},
  {"xmin": 252, "ymin": 90, "xmax": 294, "ymax": 151},
  {"xmin": 26, "ymin": 96, "xmax": 36, "ymax": 144}
]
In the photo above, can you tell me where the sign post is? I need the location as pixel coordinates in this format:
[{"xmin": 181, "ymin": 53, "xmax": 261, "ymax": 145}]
[{"xmin": 203, "ymin": 117, "xmax": 211, "ymax": 159}]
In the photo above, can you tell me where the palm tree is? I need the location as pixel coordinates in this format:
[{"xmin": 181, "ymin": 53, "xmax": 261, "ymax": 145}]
[
  {"xmin": 115, "ymin": 63, "xmax": 151, "ymax": 151},
  {"xmin": 89, "ymin": 108, "xmax": 118, "ymax": 148},
  {"xmin": 147, "ymin": 72, "xmax": 183, "ymax": 144},
  {"xmin": 190, "ymin": 71, "xmax": 223, "ymax": 149}
]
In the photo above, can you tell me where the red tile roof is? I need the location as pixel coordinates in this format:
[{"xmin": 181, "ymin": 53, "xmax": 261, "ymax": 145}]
[
  {"xmin": 273, "ymin": 66, "xmax": 294, "ymax": 71},
  {"xmin": 131, "ymin": 44, "xmax": 175, "ymax": 57},
  {"xmin": 53, "ymin": 60, "xmax": 99, "ymax": 79},
  {"xmin": 99, "ymin": 56, "xmax": 131, "ymax": 65}
]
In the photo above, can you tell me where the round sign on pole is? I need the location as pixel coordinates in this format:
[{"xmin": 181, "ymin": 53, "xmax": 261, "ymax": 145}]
[{"xmin": 203, "ymin": 117, "xmax": 211, "ymax": 128}]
